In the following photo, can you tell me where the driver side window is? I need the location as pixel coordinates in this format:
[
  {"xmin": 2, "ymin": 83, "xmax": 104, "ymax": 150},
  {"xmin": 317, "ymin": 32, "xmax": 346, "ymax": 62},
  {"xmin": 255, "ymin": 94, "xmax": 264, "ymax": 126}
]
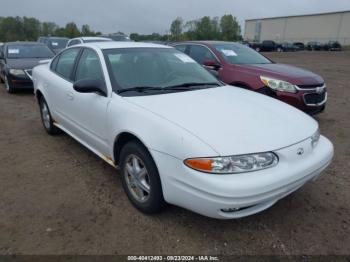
[{"xmin": 75, "ymin": 49, "xmax": 104, "ymax": 82}]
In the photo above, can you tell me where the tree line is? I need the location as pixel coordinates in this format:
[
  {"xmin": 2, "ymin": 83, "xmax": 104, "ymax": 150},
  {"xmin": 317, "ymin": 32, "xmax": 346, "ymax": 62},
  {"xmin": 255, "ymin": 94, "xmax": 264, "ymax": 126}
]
[
  {"xmin": 0, "ymin": 14, "xmax": 241, "ymax": 43},
  {"xmin": 0, "ymin": 16, "xmax": 100, "ymax": 42},
  {"xmin": 130, "ymin": 15, "xmax": 242, "ymax": 42}
]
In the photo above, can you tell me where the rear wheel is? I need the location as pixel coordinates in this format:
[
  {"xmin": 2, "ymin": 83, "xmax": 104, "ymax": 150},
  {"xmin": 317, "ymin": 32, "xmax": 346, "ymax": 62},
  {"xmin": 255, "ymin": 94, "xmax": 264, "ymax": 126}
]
[
  {"xmin": 4, "ymin": 75, "xmax": 15, "ymax": 93},
  {"xmin": 120, "ymin": 140, "xmax": 165, "ymax": 214},
  {"xmin": 39, "ymin": 96, "xmax": 62, "ymax": 135}
]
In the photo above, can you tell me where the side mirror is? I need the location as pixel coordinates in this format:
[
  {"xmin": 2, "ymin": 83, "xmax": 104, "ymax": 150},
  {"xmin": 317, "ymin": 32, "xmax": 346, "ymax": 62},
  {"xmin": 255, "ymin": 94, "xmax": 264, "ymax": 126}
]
[
  {"xmin": 203, "ymin": 60, "xmax": 221, "ymax": 71},
  {"xmin": 73, "ymin": 79, "xmax": 107, "ymax": 96}
]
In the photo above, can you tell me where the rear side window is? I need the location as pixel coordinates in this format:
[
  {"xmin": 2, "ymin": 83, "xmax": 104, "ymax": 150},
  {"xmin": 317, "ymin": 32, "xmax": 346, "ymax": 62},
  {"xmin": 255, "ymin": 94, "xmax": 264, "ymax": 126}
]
[
  {"xmin": 75, "ymin": 49, "xmax": 104, "ymax": 82},
  {"xmin": 174, "ymin": 45, "xmax": 187, "ymax": 53},
  {"xmin": 55, "ymin": 48, "xmax": 80, "ymax": 80}
]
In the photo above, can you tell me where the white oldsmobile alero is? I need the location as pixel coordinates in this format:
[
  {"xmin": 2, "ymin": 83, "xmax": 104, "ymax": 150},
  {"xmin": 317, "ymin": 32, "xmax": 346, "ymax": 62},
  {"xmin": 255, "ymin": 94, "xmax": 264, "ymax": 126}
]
[{"xmin": 32, "ymin": 42, "xmax": 334, "ymax": 219}]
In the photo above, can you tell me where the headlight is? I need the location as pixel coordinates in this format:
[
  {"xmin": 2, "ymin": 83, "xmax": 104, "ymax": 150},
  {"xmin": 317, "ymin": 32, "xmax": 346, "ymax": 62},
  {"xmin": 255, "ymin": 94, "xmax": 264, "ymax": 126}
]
[
  {"xmin": 260, "ymin": 76, "xmax": 297, "ymax": 93},
  {"xmin": 311, "ymin": 128, "xmax": 320, "ymax": 148},
  {"xmin": 9, "ymin": 69, "xmax": 26, "ymax": 76},
  {"xmin": 184, "ymin": 152, "xmax": 278, "ymax": 174}
]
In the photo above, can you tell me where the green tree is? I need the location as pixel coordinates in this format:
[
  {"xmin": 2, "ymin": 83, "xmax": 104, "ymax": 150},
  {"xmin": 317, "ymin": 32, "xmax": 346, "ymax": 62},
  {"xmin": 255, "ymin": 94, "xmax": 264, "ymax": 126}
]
[
  {"xmin": 170, "ymin": 17, "xmax": 183, "ymax": 41},
  {"xmin": 64, "ymin": 22, "xmax": 81, "ymax": 38},
  {"xmin": 23, "ymin": 17, "xmax": 41, "ymax": 40},
  {"xmin": 81, "ymin": 24, "xmax": 93, "ymax": 36},
  {"xmin": 220, "ymin": 14, "xmax": 241, "ymax": 41},
  {"xmin": 41, "ymin": 22, "xmax": 58, "ymax": 36}
]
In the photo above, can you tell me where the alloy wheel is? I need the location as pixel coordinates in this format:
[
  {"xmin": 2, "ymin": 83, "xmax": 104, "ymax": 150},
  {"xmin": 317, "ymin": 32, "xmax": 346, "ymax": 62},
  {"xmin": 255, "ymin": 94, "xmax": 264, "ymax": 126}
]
[
  {"xmin": 124, "ymin": 154, "xmax": 151, "ymax": 203},
  {"xmin": 41, "ymin": 101, "xmax": 51, "ymax": 130}
]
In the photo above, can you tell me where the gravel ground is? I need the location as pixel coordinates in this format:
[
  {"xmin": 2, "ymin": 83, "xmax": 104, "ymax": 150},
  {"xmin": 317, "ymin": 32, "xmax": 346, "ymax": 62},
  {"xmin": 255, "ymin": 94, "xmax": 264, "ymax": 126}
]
[{"xmin": 0, "ymin": 51, "xmax": 349, "ymax": 256}]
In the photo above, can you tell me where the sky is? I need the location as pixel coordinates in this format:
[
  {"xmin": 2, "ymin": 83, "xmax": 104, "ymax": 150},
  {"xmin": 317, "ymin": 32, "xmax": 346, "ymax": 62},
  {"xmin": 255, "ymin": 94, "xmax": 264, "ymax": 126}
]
[{"xmin": 1, "ymin": 0, "xmax": 350, "ymax": 35}]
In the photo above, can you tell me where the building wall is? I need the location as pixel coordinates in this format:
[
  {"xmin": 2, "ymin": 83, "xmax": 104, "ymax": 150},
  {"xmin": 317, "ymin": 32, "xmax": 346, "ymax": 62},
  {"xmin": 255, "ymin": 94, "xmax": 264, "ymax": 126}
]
[{"xmin": 245, "ymin": 11, "xmax": 350, "ymax": 45}]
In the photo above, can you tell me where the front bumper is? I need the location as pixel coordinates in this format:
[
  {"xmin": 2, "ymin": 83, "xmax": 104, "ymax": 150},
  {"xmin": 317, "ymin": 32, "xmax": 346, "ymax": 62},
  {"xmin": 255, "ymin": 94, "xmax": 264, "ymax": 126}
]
[
  {"xmin": 7, "ymin": 73, "xmax": 33, "ymax": 89},
  {"xmin": 260, "ymin": 85, "xmax": 327, "ymax": 115},
  {"xmin": 151, "ymin": 136, "xmax": 333, "ymax": 219}
]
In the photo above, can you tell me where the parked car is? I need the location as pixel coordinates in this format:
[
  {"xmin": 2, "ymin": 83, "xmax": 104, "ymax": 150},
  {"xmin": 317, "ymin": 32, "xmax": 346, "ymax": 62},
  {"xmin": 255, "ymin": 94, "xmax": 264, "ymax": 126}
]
[
  {"xmin": 323, "ymin": 41, "xmax": 342, "ymax": 51},
  {"xmin": 38, "ymin": 36, "xmax": 69, "ymax": 54},
  {"xmin": 33, "ymin": 42, "xmax": 334, "ymax": 219},
  {"xmin": 66, "ymin": 37, "xmax": 112, "ymax": 47},
  {"xmin": 293, "ymin": 42, "xmax": 305, "ymax": 51},
  {"xmin": 280, "ymin": 42, "xmax": 298, "ymax": 52},
  {"xmin": 307, "ymin": 42, "xmax": 323, "ymax": 51},
  {"xmin": 250, "ymin": 40, "xmax": 282, "ymax": 52},
  {"xmin": 0, "ymin": 42, "xmax": 55, "ymax": 93},
  {"xmin": 172, "ymin": 41, "xmax": 327, "ymax": 115},
  {"xmin": 101, "ymin": 33, "xmax": 131, "ymax": 42}
]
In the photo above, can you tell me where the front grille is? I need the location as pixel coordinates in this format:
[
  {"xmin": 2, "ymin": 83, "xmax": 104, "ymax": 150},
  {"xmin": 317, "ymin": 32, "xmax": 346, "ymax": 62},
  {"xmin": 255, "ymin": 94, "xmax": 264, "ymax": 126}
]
[
  {"xmin": 297, "ymin": 83, "xmax": 325, "ymax": 89},
  {"xmin": 304, "ymin": 91, "xmax": 327, "ymax": 105}
]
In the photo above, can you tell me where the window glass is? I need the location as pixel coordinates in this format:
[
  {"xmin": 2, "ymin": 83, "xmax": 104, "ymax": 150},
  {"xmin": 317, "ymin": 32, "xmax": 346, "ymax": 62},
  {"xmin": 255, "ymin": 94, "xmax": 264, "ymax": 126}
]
[
  {"xmin": 188, "ymin": 45, "xmax": 216, "ymax": 64},
  {"xmin": 55, "ymin": 48, "xmax": 80, "ymax": 80},
  {"xmin": 68, "ymin": 40, "xmax": 81, "ymax": 47},
  {"xmin": 75, "ymin": 49, "xmax": 104, "ymax": 81},
  {"xmin": 174, "ymin": 45, "xmax": 187, "ymax": 53},
  {"xmin": 50, "ymin": 55, "xmax": 60, "ymax": 70},
  {"xmin": 103, "ymin": 48, "xmax": 217, "ymax": 91},
  {"xmin": 213, "ymin": 43, "xmax": 271, "ymax": 65},
  {"xmin": 6, "ymin": 44, "xmax": 55, "ymax": 59}
]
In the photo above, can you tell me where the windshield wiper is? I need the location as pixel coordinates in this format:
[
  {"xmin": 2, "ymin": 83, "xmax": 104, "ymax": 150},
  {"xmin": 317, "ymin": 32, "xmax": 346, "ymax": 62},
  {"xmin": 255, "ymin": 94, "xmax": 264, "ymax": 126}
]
[
  {"xmin": 117, "ymin": 82, "xmax": 221, "ymax": 94},
  {"xmin": 117, "ymin": 86, "xmax": 164, "ymax": 94},
  {"xmin": 163, "ymin": 82, "xmax": 221, "ymax": 90}
]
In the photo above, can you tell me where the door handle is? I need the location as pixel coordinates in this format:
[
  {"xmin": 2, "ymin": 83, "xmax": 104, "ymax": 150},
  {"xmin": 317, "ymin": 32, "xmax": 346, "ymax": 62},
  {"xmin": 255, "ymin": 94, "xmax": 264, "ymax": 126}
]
[{"xmin": 66, "ymin": 92, "xmax": 74, "ymax": 100}]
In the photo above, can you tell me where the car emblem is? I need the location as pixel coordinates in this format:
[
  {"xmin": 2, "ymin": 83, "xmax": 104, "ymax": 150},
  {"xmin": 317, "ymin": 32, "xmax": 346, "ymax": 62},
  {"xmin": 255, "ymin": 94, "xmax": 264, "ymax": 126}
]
[
  {"xmin": 297, "ymin": 148, "xmax": 304, "ymax": 155},
  {"xmin": 316, "ymin": 86, "xmax": 324, "ymax": 94}
]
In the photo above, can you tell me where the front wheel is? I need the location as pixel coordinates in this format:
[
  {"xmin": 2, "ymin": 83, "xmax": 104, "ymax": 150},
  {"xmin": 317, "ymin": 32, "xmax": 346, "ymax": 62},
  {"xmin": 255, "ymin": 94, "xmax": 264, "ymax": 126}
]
[
  {"xmin": 39, "ymin": 96, "xmax": 62, "ymax": 135},
  {"xmin": 120, "ymin": 141, "xmax": 165, "ymax": 214}
]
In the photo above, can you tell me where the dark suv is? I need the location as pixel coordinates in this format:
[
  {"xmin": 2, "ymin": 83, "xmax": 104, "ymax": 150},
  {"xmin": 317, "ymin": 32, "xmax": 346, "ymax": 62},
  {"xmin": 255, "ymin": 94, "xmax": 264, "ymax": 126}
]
[{"xmin": 172, "ymin": 41, "xmax": 327, "ymax": 114}]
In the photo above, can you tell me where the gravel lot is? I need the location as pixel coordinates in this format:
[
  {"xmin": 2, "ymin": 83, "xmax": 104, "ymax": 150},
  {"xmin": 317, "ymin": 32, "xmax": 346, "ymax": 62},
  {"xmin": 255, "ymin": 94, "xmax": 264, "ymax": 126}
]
[{"xmin": 0, "ymin": 51, "xmax": 349, "ymax": 256}]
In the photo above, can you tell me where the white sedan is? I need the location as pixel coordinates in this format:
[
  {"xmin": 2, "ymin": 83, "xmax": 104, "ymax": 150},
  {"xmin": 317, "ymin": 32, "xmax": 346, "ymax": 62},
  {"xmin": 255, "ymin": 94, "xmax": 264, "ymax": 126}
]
[{"xmin": 32, "ymin": 42, "xmax": 334, "ymax": 219}]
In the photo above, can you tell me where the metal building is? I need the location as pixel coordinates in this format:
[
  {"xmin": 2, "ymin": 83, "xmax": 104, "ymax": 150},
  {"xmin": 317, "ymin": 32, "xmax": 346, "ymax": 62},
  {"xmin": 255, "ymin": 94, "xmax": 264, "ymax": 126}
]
[{"xmin": 244, "ymin": 10, "xmax": 350, "ymax": 45}]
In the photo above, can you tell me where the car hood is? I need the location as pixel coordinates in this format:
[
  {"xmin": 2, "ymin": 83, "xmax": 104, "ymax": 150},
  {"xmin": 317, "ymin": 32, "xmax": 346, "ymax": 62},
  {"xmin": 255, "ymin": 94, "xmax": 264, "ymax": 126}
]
[
  {"xmin": 6, "ymin": 58, "xmax": 50, "ymax": 70},
  {"xmin": 125, "ymin": 86, "xmax": 318, "ymax": 156},
  {"xmin": 238, "ymin": 63, "xmax": 324, "ymax": 86}
]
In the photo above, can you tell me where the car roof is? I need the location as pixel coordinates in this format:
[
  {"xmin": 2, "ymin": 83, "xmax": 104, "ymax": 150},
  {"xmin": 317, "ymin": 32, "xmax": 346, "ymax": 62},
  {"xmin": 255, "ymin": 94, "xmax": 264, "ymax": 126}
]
[
  {"xmin": 80, "ymin": 37, "xmax": 112, "ymax": 41},
  {"xmin": 172, "ymin": 41, "xmax": 241, "ymax": 46},
  {"xmin": 78, "ymin": 41, "xmax": 173, "ymax": 50},
  {"xmin": 5, "ymin": 41, "xmax": 46, "ymax": 45}
]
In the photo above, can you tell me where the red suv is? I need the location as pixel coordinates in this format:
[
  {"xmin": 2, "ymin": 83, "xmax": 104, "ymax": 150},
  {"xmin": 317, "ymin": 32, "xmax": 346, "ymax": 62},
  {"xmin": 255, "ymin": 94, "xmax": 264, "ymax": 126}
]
[{"xmin": 172, "ymin": 41, "xmax": 327, "ymax": 114}]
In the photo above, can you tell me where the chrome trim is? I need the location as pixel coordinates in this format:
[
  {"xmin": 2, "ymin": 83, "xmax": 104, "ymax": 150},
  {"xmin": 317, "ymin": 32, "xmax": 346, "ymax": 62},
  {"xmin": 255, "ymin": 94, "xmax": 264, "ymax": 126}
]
[
  {"xmin": 295, "ymin": 84, "xmax": 326, "ymax": 92},
  {"xmin": 303, "ymin": 92, "xmax": 327, "ymax": 107}
]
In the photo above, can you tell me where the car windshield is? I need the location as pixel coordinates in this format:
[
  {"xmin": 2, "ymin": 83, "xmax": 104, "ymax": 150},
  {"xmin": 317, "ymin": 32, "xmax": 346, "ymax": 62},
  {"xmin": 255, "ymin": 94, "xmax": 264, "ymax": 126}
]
[
  {"xmin": 213, "ymin": 43, "xmax": 272, "ymax": 65},
  {"xmin": 6, "ymin": 44, "xmax": 55, "ymax": 59},
  {"xmin": 49, "ymin": 39, "xmax": 68, "ymax": 49},
  {"xmin": 103, "ymin": 48, "xmax": 219, "ymax": 92}
]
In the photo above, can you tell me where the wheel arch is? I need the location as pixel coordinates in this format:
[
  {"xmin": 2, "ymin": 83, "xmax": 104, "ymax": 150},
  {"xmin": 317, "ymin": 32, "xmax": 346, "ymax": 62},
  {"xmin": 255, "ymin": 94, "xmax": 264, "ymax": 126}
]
[{"xmin": 113, "ymin": 131, "xmax": 151, "ymax": 166}]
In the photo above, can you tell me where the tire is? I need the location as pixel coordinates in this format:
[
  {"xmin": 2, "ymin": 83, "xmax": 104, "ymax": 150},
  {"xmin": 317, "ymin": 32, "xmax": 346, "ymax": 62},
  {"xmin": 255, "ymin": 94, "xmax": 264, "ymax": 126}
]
[
  {"xmin": 120, "ymin": 140, "xmax": 165, "ymax": 214},
  {"xmin": 4, "ymin": 75, "xmax": 15, "ymax": 93},
  {"xmin": 39, "ymin": 96, "xmax": 62, "ymax": 135}
]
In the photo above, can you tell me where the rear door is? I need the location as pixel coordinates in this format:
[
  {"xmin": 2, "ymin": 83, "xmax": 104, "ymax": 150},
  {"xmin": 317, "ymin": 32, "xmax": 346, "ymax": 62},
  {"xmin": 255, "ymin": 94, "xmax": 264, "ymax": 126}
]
[{"xmin": 47, "ymin": 47, "xmax": 81, "ymax": 129}]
